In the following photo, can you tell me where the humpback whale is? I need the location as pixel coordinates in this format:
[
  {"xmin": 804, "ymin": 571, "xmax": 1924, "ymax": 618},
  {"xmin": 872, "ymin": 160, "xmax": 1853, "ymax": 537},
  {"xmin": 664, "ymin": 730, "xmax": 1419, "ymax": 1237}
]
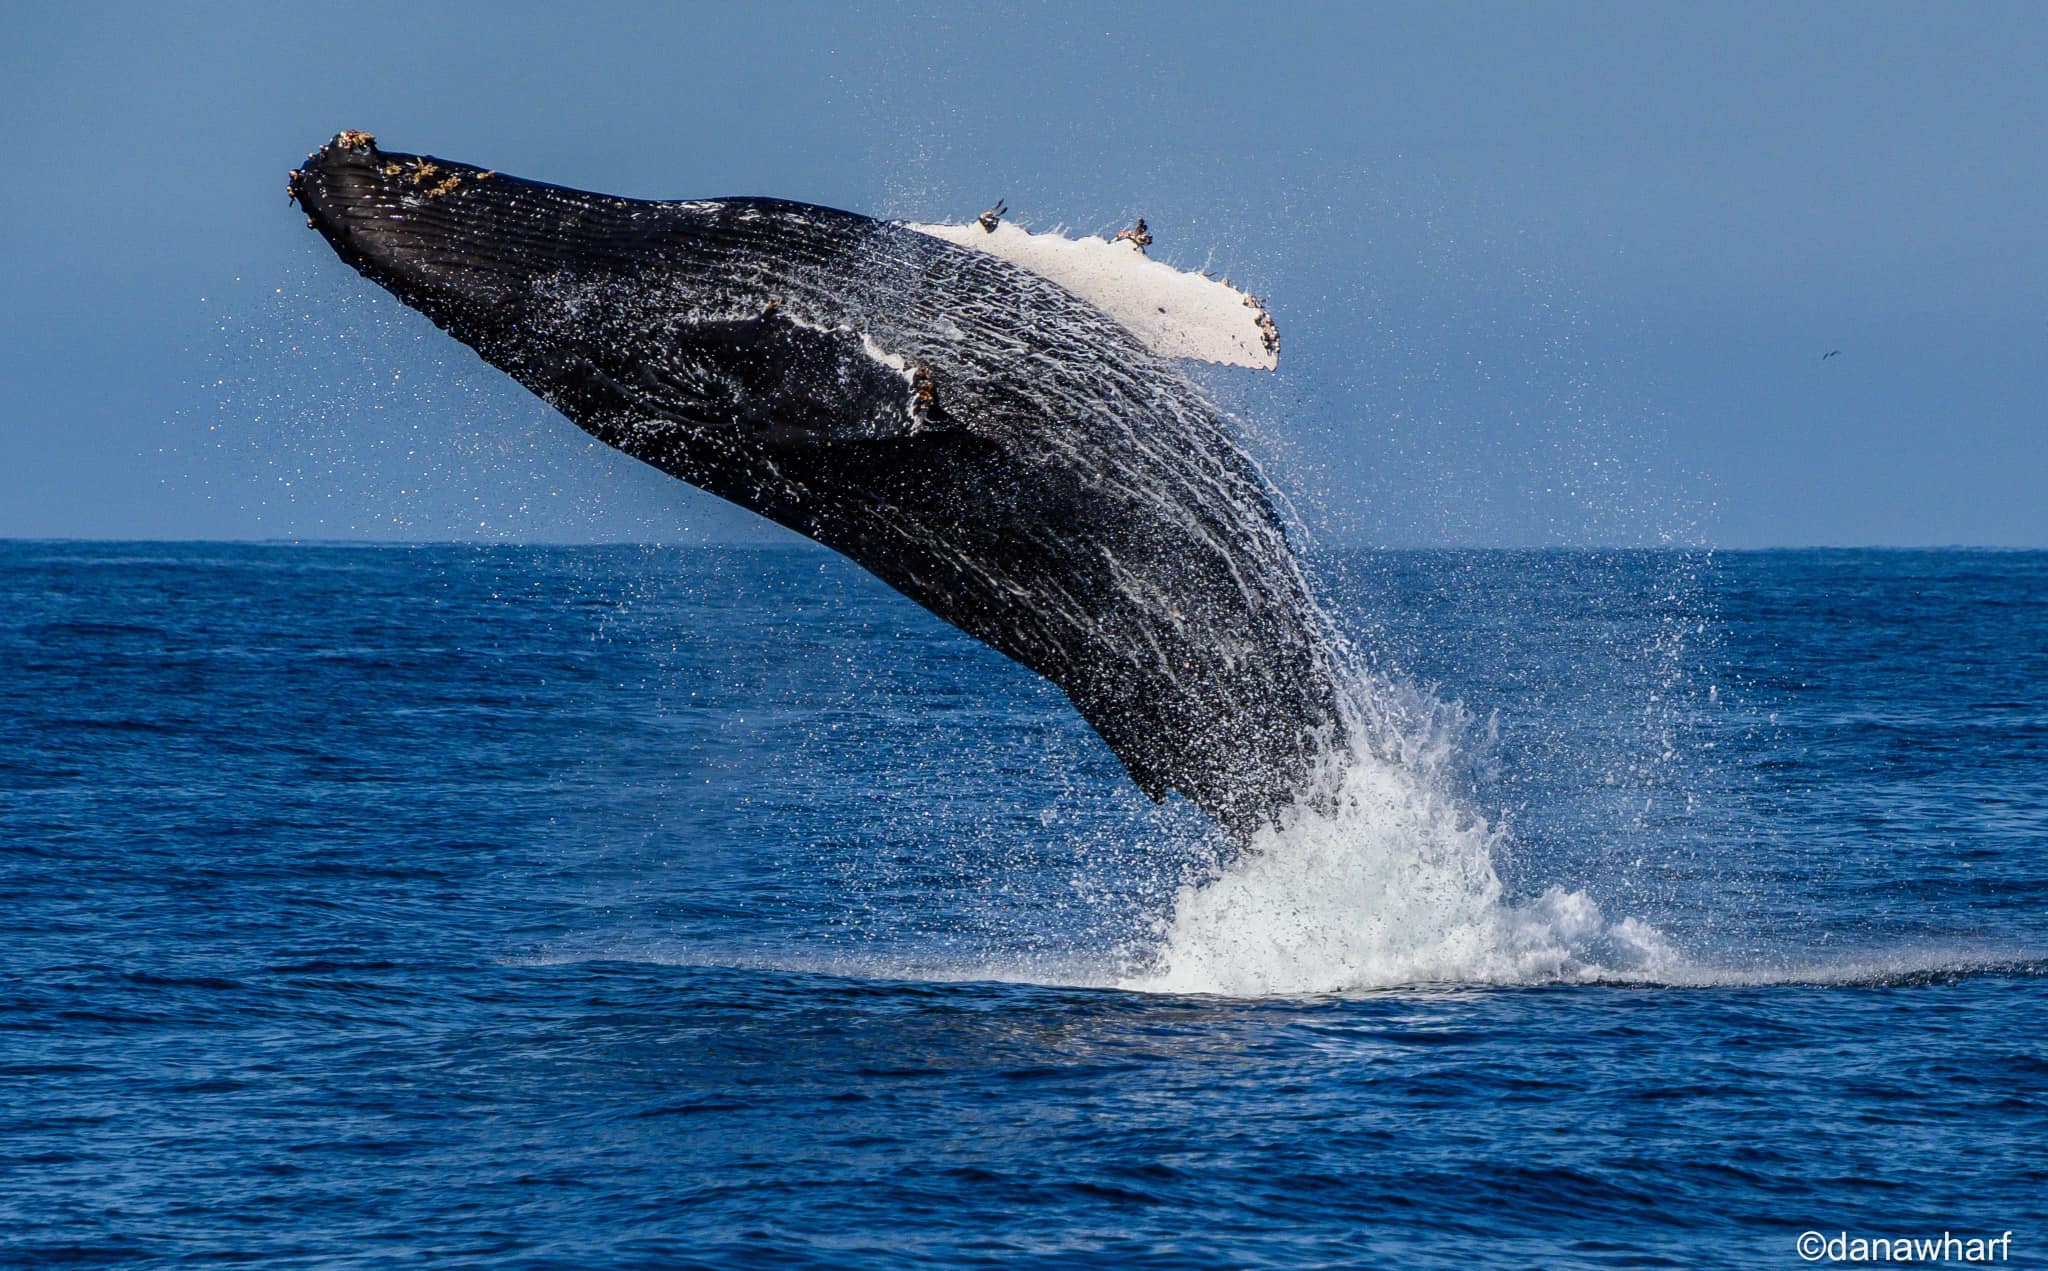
[{"xmin": 289, "ymin": 132, "xmax": 1344, "ymax": 839}]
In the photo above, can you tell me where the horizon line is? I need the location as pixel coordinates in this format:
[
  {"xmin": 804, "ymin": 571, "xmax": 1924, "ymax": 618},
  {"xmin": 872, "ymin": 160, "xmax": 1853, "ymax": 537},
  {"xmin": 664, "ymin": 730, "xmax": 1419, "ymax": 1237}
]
[{"xmin": 2, "ymin": 536, "xmax": 2043, "ymax": 554}]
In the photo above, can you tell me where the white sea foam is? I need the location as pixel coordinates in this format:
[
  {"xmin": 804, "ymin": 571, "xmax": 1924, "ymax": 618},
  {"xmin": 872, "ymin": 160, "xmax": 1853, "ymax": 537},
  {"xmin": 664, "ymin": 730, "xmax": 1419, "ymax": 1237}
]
[{"xmin": 1118, "ymin": 679, "xmax": 1683, "ymax": 997}]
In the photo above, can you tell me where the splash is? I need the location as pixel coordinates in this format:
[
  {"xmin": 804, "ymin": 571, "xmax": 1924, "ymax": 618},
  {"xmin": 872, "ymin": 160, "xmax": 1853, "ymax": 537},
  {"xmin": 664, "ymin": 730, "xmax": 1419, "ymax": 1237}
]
[{"xmin": 1120, "ymin": 675, "xmax": 1682, "ymax": 997}]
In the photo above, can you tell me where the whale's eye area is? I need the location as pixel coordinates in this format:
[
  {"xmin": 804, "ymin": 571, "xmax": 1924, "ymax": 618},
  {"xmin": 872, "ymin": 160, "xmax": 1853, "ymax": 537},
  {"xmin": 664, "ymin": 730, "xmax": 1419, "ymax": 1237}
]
[{"xmin": 635, "ymin": 313, "xmax": 948, "ymax": 446}]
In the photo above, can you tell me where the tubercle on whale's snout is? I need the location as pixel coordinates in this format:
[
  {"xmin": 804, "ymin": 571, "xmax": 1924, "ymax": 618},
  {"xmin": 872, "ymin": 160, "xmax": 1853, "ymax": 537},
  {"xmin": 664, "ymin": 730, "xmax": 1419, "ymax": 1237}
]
[
  {"xmin": 290, "ymin": 130, "xmax": 376, "ymax": 205},
  {"xmin": 290, "ymin": 131, "xmax": 501, "ymax": 235},
  {"xmin": 290, "ymin": 131, "xmax": 390, "ymax": 238},
  {"xmin": 288, "ymin": 131, "xmax": 520, "ymax": 304},
  {"xmin": 286, "ymin": 134, "xmax": 370, "ymax": 223}
]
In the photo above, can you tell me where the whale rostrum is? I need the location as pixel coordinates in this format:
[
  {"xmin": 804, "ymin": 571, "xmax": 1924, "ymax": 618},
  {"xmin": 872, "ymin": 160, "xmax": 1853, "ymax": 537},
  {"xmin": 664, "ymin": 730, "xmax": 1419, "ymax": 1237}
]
[{"xmin": 290, "ymin": 132, "xmax": 1345, "ymax": 839}]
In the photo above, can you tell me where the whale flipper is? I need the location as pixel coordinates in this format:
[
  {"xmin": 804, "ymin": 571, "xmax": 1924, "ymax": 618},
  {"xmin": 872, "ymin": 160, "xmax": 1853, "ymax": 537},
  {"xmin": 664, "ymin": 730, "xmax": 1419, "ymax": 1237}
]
[
  {"xmin": 290, "ymin": 133, "xmax": 1343, "ymax": 839},
  {"xmin": 906, "ymin": 219, "xmax": 1282, "ymax": 370}
]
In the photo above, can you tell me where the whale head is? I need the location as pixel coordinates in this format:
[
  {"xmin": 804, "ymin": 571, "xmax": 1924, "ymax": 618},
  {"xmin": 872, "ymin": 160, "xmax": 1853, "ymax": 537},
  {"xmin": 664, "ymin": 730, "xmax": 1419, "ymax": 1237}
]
[
  {"xmin": 289, "ymin": 132, "xmax": 941, "ymax": 452},
  {"xmin": 289, "ymin": 132, "xmax": 614, "ymax": 342}
]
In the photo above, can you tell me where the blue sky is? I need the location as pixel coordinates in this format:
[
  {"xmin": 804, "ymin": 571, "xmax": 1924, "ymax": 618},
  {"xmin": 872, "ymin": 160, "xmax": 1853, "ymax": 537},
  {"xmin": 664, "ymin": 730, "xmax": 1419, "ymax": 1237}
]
[{"xmin": 3, "ymin": 2, "xmax": 2043, "ymax": 546}]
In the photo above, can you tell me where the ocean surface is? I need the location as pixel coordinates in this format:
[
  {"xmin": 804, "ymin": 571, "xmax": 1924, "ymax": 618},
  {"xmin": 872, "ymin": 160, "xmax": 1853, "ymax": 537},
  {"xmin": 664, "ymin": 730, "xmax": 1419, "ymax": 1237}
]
[{"xmin": 3, "ymin": 541, "xmax": 2044, "ymax": 1267}]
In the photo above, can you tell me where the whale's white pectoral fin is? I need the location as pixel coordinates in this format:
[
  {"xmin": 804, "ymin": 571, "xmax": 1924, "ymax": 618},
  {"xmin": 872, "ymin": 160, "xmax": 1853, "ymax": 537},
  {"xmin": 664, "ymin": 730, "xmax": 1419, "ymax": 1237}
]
[{"xmin": 905, "ymin": 220, "xmax": 1280, "ymax": 370}]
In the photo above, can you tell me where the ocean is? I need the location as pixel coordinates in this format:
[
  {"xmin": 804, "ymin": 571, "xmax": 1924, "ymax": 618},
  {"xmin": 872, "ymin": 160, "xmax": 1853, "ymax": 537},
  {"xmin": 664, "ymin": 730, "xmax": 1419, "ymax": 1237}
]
[{"xmin": 3, "ymin": 541, "xmax": 2043, "ymax": 1267}]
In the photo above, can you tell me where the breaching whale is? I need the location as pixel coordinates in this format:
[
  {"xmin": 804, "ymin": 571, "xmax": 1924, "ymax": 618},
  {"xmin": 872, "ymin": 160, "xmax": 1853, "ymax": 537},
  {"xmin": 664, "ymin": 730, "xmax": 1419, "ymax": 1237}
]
[{"xmin": 289, "ymin": 132, "xmax": 1343, "ymax": 839}]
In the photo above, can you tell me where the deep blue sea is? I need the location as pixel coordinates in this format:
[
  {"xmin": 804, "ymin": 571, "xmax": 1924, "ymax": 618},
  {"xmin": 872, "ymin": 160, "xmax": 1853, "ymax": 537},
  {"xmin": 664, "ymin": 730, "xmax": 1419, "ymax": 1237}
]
[{"xmin": 4, "ymin": 542, "xmax": 2044, "ymax": 1267}]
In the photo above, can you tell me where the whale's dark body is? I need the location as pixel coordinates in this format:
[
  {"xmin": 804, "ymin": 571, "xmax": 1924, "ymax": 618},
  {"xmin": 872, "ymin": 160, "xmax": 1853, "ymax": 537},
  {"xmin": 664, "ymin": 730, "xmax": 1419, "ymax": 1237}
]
[{"xmin": 290, "ymin": 134, "xmax": 1343, "ymax": 838}]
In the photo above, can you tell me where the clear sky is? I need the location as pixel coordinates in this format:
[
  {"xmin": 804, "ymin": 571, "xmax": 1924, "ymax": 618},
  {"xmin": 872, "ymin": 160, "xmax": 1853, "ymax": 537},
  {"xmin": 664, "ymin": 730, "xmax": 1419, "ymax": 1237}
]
[{"xmin": 4, "ymin": 2, "xmax": 2044, "ymax": 547}]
